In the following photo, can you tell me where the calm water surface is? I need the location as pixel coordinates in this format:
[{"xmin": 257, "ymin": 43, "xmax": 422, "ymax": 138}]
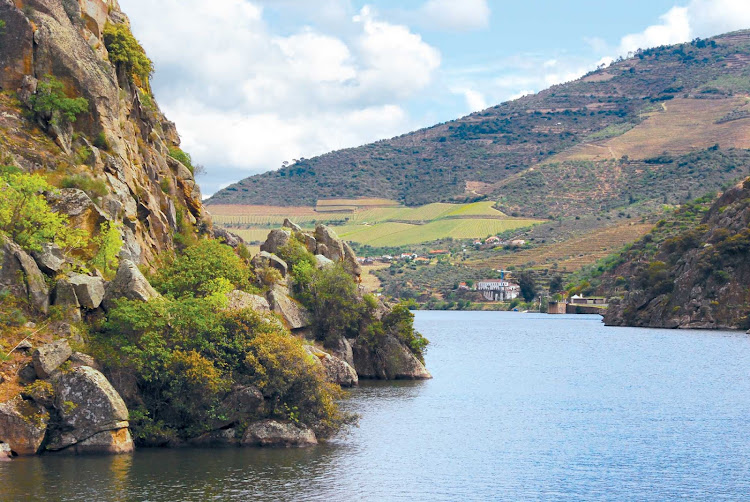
[{"xmin": 3, "ymin": 311, "xmax": 750, "ymax": 501}]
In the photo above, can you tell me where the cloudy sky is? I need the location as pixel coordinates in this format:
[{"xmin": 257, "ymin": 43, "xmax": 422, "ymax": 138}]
[{"xmin": 118, "ymin": 0, "xmax": 750, "ymax": 196}]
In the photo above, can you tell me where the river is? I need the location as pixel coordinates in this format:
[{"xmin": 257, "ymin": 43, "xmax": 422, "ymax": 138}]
[{"xmin": 3, "ymin": 311, "xmax": 750, "ymax": 501}]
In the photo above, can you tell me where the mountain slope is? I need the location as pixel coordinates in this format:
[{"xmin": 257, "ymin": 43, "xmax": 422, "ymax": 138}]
[
  {"xmin": 596, "ymin": 179, "xmax": 750, "ymax": 330},
  {"xmin": 209, "ymin": 30, "xmax": 750, "ymax": 212}
]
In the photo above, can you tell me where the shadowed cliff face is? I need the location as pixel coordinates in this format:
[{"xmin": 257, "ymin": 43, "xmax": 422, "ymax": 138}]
[
  {"xmin": 603, "ymin": 178, "xmax": 750, "ymax": 330},
  {"xmin": 0, "ymin": 0, "xmax": 210, "ymax": 266}
]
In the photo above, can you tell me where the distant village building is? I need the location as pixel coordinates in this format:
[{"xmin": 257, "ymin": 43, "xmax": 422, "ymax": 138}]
[
  {"xmin": 458, "ymin": 282, "xmax": 470, "ymax": 290},
  {"xmin": 510, "ymin": 239, "xmax": 526, "ymax": 247},
  {"xmin": 570, "ymin": 295, "xmax": 607, "ymax": 305},
  {"xmin": 485, "ymin": 236, "xmax": 501, "ymax": 245},
  {"xmin": 475, "ymin": 279, "xmax": 520, "ymax": 301}
]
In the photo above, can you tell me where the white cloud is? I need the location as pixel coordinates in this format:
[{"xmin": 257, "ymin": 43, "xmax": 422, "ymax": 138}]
[
  {"xmin": 420, "ymin": 0, "xmax": 490, "ymax": 32},
  {"xmin": 451, "ymin": 88, "xmax": 487, "ymax": 112},
  {"xmin": 119, "ymin": 0, "xmax": 441, "ymax": 194},
  {"xmin": 618, "ymin": 7, "xmax": 690, "ymax": 55},
  {"xmin": 617, "ymin": 0, "xmax": 750, "ymax": 56}
]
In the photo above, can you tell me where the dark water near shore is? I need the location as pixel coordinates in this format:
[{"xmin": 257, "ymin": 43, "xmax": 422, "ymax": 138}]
[{"xmin": 3, "ymin": 311, "xmax": 750, "ymax": 501}]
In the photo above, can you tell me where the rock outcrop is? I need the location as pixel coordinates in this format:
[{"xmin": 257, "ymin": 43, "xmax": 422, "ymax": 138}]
[
  {"xmin": 0, "ymin": 397, "xmax": 50, "ymax": 456},
  {"xmin": 352, "ymin": 335, "xmax": 432, "ymax": 380},
  {"xmin": 241, "ymin": 419, "xmax": 317, "ymax": 448},
  {"xmin": 103, "ymin": 260, "xmax": 159, "ymax": 310},
  {"xmin": 0, "ymin": 237, "xmax": 50, "ymax": 314},
  {"xmin": 305, "ymin": 345, "xmax": 358, "ymax": 387},
  {"xmin": 32, "ymin": 339, "xmax": 72, "ymax": 379},
  {"xmin": 0, "ymin": 0, "xmax": 212, "ymax": 268},
  {"xmin": 602, "ymin": 178, "xmax": 750, "ymax": 330},
  {"xmin": 48, "ymin": 366, "xmax": 131, "ymax": 453}
]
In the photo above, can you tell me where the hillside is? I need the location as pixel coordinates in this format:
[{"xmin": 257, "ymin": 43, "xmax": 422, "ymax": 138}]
[
  {"xmin": 210, "ymin": 30, "xmax": 750, "ymax": 214},
  {"xmin": 573, "ymin": 182, "xmax": 750, "ymax": 330}
]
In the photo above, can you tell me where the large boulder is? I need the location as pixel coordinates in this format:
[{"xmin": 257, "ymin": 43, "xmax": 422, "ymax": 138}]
[
  {"xmin": 241, "ymin": 419, "xmax": 317, "ymax": 447},
  {"xmin": 32, "ymin": 339, "xmax": 72, "ymax": 379},
  {"xmin": 267, "ymin": 285, "xmax": 312, "ymax": 330},
  {"xmin": 314, "ymin": 225, "xmax": 345, "ymax": 261},
  {"xmin": 67, "ymin": 273, "xmax": 106, "ymax": 310},
  {"xmin": 103, "ymin": 259, "xmax": 159, "ymax": 310},
  {"xmin": 352, "ymin": 335, "xmax": 432, "ymax": 380},
  {"xmin": 48, "ymin": 366, "xmax": 130, "ymax": 451},
  {"xmin": 252, "ymin": 251, "xmax": 288, "ymax": 278},
  {"xmin": 31, "ymin": 242, "xmax": 66, "ymax": 275},
  {"xmin": 313, "ymin": 225, "xmax": 361, "ymax": 276},
  {"xmin": 0, "ymin": 237, "xmax": 50, "ymax": 314},
  {"xmin": 53, "ymin": 429, "xmax": 134, "ymax": 455},
  {"xmin": 52, "ymin": 279, "xmax": 82, "ymax": 321},
  {"xmin": 0, "ymin": 397, "xmax": 50, "ymax": 456},
  {"xmin": 260, "ymin": 229, "xmax": 291, "ymax": 255},
  {"xmin": 213, "ymin": 227, "xmax": 245, "ymax": 248},
  {"xmin": 315, "ymin": 254, "xmax": 334, "ymax": 269},
  {"xmin": 282, "ymin": 218, "xmax": 303, "ymax": 233},
  {"xmin": 226, "ymin": 290, "xmax": 271, "ymax": 312},
  {"xmin": 305, "ymin": 345, "xmax": 358, "ymax": 387}
]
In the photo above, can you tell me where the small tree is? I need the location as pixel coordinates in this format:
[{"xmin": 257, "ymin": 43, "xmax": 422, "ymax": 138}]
[
  {"xmin": 0, "ymin": 167, "xmax": 86, "ymax": 252},
  {"xmin": 518, "ymin": 270, "xmax": 538, "ymax": 302},
  {"xmin": 29, "ymin": 76, "xmax": 89, "ymax": 126},
  {"xmin": 103, "ymin": 22, "xmax": 154, "ymax": 90}
]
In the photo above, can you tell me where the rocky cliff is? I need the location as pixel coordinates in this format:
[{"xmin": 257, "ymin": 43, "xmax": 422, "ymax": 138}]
[
  {"xmin": 602, "ymin": 178, "xmax": 750, "ymax": 330},
  {"xmin": 0, "ymin": 1, "xmax": 429, "ymax": 458},
  {"xmin": 0, "ymin": 0, "xmax": 210, "ymax": 267}
]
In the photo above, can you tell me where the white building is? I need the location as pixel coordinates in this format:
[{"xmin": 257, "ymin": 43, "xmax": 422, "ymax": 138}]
[{"xmin": 475, "ymin": 279, "xmax": 520, "ymax": 301}]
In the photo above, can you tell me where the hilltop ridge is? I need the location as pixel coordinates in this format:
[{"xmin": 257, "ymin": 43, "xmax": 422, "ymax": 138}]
[{"xmin": 210, "ymin": 29, "xmax": 750, "ymax": 216}]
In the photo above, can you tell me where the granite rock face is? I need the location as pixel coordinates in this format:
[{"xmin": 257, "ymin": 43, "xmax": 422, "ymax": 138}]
[
  {"xmin": 48, "ymin": 366, "xmax": 131, "ymax": 452},
  {"xmin": 32, "ymin": 339, "xmax": 72, "ymax": 379},
  {"xmin": 103, "ymin": 260, "xmax": 159, "ymax": 310},
  {"xmin": 0, "ymin": 397, "xmax": 50, "ymax": 456},
  {"xmin": 267, "ymin": 285, "xmax": 312, "ymax": 330},
  {"xmin": 0, "ymin": 237, "xmax": 50, "ymax": 314},
  {"xmin": 305, "ymin": 345, "xmax": 358, "ymax": 387},
  {"xmin": 352, "ymin": 335, "xmax": 432, "ymax": 380},
  {"xmin": 241, "ymin": 420, "xmax": 317, "ymax": 448}
]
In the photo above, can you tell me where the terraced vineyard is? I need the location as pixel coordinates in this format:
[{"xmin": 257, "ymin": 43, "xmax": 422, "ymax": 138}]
[
  {"xmin": 208, "ymin": 199, "xmax": 540, "ymax": 247},
  {"xmin": 469, "ymin": 223, "xmax": 654, "ymax": 272}
]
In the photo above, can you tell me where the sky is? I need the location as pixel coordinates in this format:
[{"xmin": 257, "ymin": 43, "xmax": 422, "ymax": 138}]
[{"xmin": 118, "ymin": 0, "xmax": 750, "ymax": 196}]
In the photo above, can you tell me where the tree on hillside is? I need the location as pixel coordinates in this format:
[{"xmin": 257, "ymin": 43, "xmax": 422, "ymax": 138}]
[
  {"xmin": 549, "ymin": 275, "xmax": 564, "ymax": 293},
  {"xmin": 518, "ymin": 271, "xmax": 538, "ymax": 302}
]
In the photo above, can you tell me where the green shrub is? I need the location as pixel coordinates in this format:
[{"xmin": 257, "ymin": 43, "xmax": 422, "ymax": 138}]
[
  {"xmin": 93, "ymin": 294, "xmax": 346, "ymax": 440},
  {"xmin": 91, "ymin": 221, "xmax": 123, "ymax": 279},
  {"xmin": 168, "ymin": 147, "xmax": 195, "ymax": 174},
  {"xmin": 382, "ymin": 303, "xmax": 429, "ymax": 362},
  {"xmin": 29, "ymin": 75, "xmax": 89, "ymax": 125},
  {"xmin": 103, "ymin": 22, "xmax": 153, "ymax": 89},
  {"xmin": 293, "ymin": 261, "xmax": 367, "ymax": 345},
  {"xmin": 61, "ymin": 174, "xmax": 108, "ymax": 198},
  {"xmin": 93, "ymin": 132, "xmax": 110, "ymax": 151},
  {"xmin": 151, "ymin": 239, "xmax": 253, "ymax": 297},
  {"xmin": 0, "ymin": 169, "xmax": 86, "ymax": 252}
]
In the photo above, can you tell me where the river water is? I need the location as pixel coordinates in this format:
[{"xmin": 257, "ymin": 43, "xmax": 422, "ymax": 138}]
[{"xmin": 3, "ymin": 311, "xmax": 750, "ymax": 501}]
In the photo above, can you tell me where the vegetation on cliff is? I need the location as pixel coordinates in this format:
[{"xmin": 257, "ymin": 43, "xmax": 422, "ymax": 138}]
[{"xmin": 572, "ymin": 181, "xmax": 750, "ymax": 329}]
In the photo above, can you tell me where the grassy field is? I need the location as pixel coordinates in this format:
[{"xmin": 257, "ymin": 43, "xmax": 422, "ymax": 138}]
[
  {"xmin": 210, "ymin": 200, "xmax": 541, "ymax": 247},
  {"xmin": 208, "ymin": 199, "xmax": 541, "ymax": 246},
  {"xmin": 469, "ymin": 222, "xmax": 654, "ymax": 272}
]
